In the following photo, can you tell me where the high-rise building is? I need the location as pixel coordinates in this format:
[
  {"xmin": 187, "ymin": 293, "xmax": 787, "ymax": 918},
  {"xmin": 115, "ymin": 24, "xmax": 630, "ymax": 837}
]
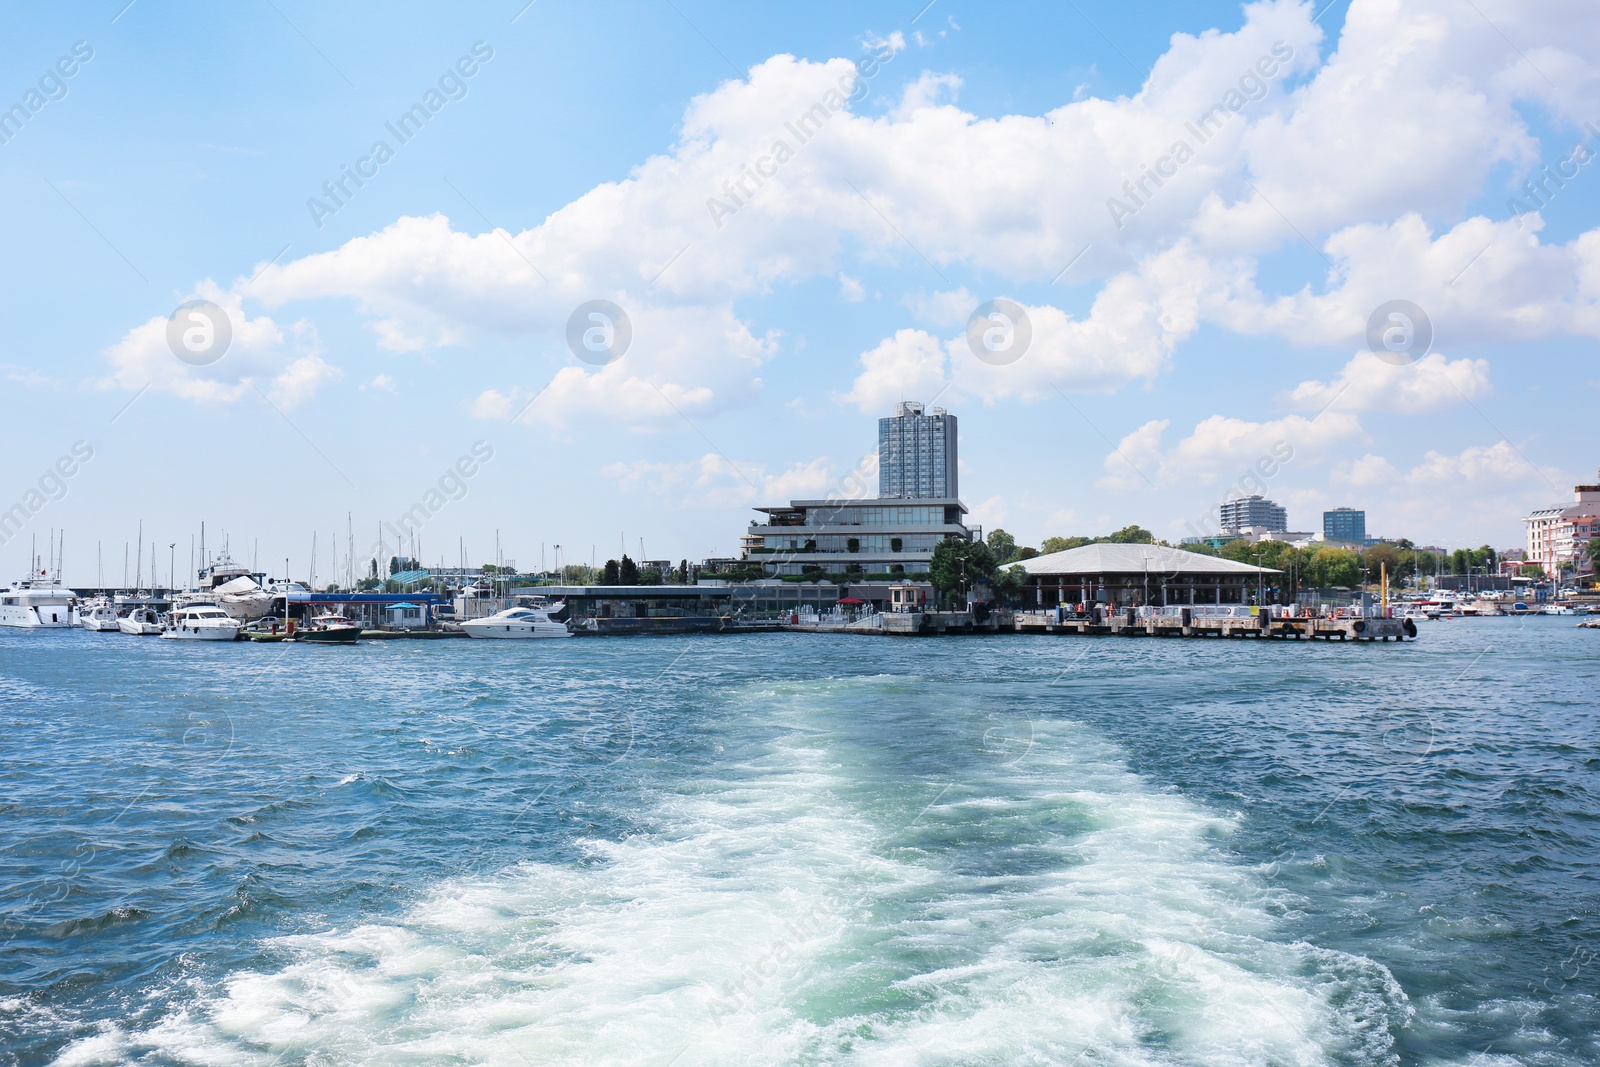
[
  {"xmin": 1218, "ymin": 495, "xmax": 1287, "ymax": 534},
  {"xmin": 1323, "ymin": 507, "xmax": 1367, "ymax": 544},
  {"xmin": 878, "ymin": 401, "xmax": 958, "ymax": 499}
]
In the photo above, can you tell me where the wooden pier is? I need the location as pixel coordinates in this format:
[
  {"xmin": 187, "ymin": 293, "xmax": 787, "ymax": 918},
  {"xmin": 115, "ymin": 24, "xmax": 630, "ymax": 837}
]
[{"xmin": 781, "ymin": 609, "xmax": 1416, "ymax": 642}]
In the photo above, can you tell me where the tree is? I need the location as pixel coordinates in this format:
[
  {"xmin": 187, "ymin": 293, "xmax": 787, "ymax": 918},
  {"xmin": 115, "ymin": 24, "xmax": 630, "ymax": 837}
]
[
  {"xmin": 602, "ymin": 559, "xmax": 621, "ymax": 585},
  {"xmin": 1102, "ymin": 525, "xmax": 1154, "ymax": 544},
  {"xmin": 1589, "ymin": 539, "xmax": 1600, "ymax": 567},
  {"xmin": 996, "ymin": 563, "xmax": 1028, "ymax": 603},
  {"xmin": 929, "ymin": 536, "xmax": 998, "ymax": 602},
  {"xmin": 1016, "ymin": 546, "xmax": 1040, "ymax": 560},
  {"xmin": 986, "ymin": 528, "xmax": 1018, "ymax": 564},
  {"xmin": 1361, "ymin": 543, "xmax": 1404, "ymax": 585},
  {"xmin": 678, "ymin": 559, "xmax": 690, "ymax": 584},
  {"xmin": 638, "ymin": 567, "xmax": 663, "ymax": 585},
  {"xmin": 1040, "ymin": 535, "xmax": 1090, "ymax": 555},
  {"xmin": 847, "ymin": 537, "xmax": 861, "ymax": 553},
  {"xmin": 619, "ymin": 555, "xmax": 640, "ymax": 585}
]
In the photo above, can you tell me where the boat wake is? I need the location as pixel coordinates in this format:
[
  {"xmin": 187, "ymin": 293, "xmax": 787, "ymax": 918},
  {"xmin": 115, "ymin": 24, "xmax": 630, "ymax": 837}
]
[{"xmin": 57, "ymin": 675, "xmax": 1423, "ymax": 1066}]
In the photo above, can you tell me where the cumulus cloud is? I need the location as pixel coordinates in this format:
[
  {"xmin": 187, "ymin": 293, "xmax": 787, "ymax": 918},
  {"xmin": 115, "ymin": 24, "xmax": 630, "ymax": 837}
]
[
  {"xmin": 1099, "ymin": 410, "xmax": 1364, "ymax": 490},
  {"xmin": 99, "ymin": 285, "xmax": 336, "ymax": 408},
  {"xmin": 1285, "ymin": 349, "xmax": 1492, "ymax": 413},
  {"xmin": 98, "ymin": 0, "xmax": 1600, "ymax": 418}
]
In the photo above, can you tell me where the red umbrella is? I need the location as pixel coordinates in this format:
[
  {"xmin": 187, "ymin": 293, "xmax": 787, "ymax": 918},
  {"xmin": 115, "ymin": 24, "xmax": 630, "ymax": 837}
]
[{"xmin": 838, "ymin": 596, "xmax": 865, "ymax": 604}]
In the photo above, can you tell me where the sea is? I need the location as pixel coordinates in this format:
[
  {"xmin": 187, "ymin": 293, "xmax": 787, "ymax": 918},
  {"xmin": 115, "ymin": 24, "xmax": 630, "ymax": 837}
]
[{"xmin": 1, "ymin": 616, "xmax": 1596, "ymax": 1066}]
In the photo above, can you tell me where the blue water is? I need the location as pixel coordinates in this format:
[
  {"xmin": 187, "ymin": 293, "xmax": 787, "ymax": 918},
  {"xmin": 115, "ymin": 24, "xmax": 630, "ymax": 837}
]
[{"xmin": 2, "ymin": 619, "xmax": 1596, "ymax": 1065}]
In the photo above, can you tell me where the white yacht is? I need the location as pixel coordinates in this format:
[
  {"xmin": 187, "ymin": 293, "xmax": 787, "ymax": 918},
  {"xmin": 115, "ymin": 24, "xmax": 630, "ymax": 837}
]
[
  {"xmin": 161, "ymin": 604, "xmax": 242, "ymax": 641},
  {"xmin": 0, "ymin": 575, "xmax": 79, "ymax": 628},
  {"xmin": 79, "ymin": 596, "xmax": 121, "ymax": 631},
  {"xmin": 118, "ymin": 606, "xmax": 164, "ymax": 635},
  {"xmin": 460, "ymin": 603, "xmax": 571, "ymax": 639}
]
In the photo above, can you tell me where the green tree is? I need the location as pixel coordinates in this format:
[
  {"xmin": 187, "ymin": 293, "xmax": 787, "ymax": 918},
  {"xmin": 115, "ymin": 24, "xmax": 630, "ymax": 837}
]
[
  {"xmin": 1016, "ymin": 546, "xmax": 1040, "ymax": 560},
  {"xmin": 929, "ymin": 537, "xmax": 998, "ymax": 602},
  {"xmin": 1102, "ymin": 525, "xmax": 1154, "ymax": 544},
  {"xmin": 996, "ymin": 563, "xmax": 1028, "ymax": 604},
  {"xmin": 602, "ymin": 559, "xmax": 621, "ymax": 585},
  {"xmin": 619, "ymin": 555, "xmax": 640, "ymax": 585},
  {"xmin": 1361, "ymin": 543, "xmax": 1404, "ymax": 585},
  {"xmin": 638, "ymin": 566, "xmax": 663, "ymax": 585},
  {"xmin": 986, "ymin": 528, "xmax": 1018, "ymax": 564},
  {"xmin": 1040, "ymin": 535, "xmax": 1090, "ymax": 555},
  {"xmin": 678, "ymin": 558, "xmax": 690, "ymax": 584}
]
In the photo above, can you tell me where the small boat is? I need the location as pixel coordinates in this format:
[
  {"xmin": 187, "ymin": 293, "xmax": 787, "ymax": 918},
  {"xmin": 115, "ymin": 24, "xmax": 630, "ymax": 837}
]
[
  {"xmin": 242, "ymin": 616, "xmax": 289, "ymax": 642},
  {"xmin": 118, "ymin": 606, "xmax": 165, "ymax": 635},
  {"xmin": 460, "ymin": 603, "xmax": 571, "ymax": 639},
  {"xmin": 161, "ymin": 604, "xmax": 242, "ymax": 641},
  {"xmin": 0, "ymin": 573, "xmax": 78, "ymax": 628},
  {"xmin": 79, "ymin": 596, "xmax": 121, "ymax": 631},
  {"xmin": 295, "ymin": 611, "xmax": 361, "ymax": 644}
]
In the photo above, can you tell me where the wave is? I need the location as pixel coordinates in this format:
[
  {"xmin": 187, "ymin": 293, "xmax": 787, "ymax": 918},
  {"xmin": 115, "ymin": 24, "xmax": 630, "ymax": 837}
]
[{"xmin": 55, "ymin": 675, "xmax": 1417, "ymax": 1066}]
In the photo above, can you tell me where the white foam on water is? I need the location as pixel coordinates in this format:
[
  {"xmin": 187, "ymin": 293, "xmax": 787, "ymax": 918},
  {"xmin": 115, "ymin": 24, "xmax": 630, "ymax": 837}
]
[{"xmin": 55, "ymin": 676, "xmax": 1422, "ymax": 1066}]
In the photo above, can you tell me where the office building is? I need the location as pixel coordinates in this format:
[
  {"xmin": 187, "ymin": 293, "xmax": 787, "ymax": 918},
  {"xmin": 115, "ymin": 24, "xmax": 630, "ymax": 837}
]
[
  {"xmin": 1323, "ymin": 508, "xmax": 1367, "ymax": 544},
  {"xmin": 1218, "ymin": 495, "xmax": 1287, "ymax": 535},
  {"xmin": 879, "ymin": 401, "xmax": 958, "ymax": 499}
]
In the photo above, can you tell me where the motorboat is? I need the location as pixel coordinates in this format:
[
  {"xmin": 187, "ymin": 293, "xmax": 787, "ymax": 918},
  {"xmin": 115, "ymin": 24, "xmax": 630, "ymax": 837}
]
[
  {"xmin": 460, "ymin": 602, "xmax": 571, "ymax": 639},
  {"xmin": 161, "ymin": 604, "xmax": 242, "ymax": 641},
  {"xmin": 0, "ymin": 574, "xmax": 78, "ymax": 628},
  {"xmin": 295, "ymin": 611, "xmax": 362, "ymax": 644},
  {"xmin": 79, "ymin": 596, "xmax": 121, "ymax": 631},
  {"xmin": 118, "ymin": 606, "xmax": 165, "ymax": 635},
  {"xmin": 242, "ymin": 616, "xmax": 290, "ymax": 642}
]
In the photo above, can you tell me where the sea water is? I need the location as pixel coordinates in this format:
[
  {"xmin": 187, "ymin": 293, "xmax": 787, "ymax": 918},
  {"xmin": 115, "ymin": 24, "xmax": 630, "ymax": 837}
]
[{"xmin": 2, "ymin": 617, "xmax": 1596, "ymax": 1065}]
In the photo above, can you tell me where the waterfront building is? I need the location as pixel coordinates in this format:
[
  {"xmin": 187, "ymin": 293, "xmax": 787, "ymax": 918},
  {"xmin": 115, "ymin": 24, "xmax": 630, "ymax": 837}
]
[
  {"xmin": 1218, "ymin": 495, "xmax": 1288, "ymax": 535},
  {"xmin": 746, "ymin": 498, "xmax": 972, "ymax": 577},
  {"xmin": 1008, "ymin": 542, "xmax": 1280, "ymax": 607},
  {"xmin": 879, "ymin": 401, "xmax": 958, "ymax": 499},
  {"xmin": 1523, "ymin": 474, "xmax": 1600, "ymax": 578},
  {"xmin": 742, "ymin": 402, "xmax": 975, "ymax": 578},
  {"xmin": 1324, "ymin": 507, "xmax": 1366, "ymax": 544}
]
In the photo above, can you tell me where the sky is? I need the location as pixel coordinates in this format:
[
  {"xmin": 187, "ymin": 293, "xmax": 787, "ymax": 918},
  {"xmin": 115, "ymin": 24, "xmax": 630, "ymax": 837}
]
[{"xmin": 2, "ymin": 0, "xmax": 1598, "ymax": 586}]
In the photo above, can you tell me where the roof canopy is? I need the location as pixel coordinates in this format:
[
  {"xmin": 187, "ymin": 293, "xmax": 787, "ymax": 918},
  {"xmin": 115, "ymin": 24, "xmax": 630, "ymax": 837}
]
[{"xmin": 1008, "ymin": 543, "xmax": 1281, "ymax": 576}]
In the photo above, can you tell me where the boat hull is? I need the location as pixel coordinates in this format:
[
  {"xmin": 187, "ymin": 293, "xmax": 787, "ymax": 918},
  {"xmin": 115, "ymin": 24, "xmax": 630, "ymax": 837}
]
[
  {"xmin": 296, "ymin": 627, "xmax": 361, "ymax": 644},
  {"xmin": 161, "ymin": 623, "xmax": 241, "ymax": 641},
  {"xmin": 461, "ymin": 622, "xmax": 572, "ymax": 639}
]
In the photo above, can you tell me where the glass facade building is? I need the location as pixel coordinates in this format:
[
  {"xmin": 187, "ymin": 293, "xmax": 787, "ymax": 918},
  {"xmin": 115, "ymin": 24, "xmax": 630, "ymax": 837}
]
[
  {"xmin": 879, "ymin": 401, "xmax": 958, "ymax": 499},
  {"xmin": 1323, "ymin": 508, "xmax": 1367, "ymax": 543}
]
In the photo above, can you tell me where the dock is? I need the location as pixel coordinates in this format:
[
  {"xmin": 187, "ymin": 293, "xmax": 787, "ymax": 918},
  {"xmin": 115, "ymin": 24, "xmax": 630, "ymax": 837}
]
[{"xmin": 781, "ymin": 609, "xmax": 1416, "ymax": 641}]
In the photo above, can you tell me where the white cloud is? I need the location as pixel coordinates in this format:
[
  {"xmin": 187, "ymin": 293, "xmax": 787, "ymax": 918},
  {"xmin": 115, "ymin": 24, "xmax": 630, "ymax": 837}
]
[
  {"xmin": 602, "ymin": 453, "xmax": 832, "ymax": 509},
  {"xmin": 1099, "ymin": 411, "xmax": 1363, "ymax": 490},
  {"xmin": 839, "ymin": 328, "xmax": 948, "ymax": 413},
  {"xmin": 1285, "ymin": 349, "xmax": 1492, "ymax": 413},
  {"xmin": 98, "ymin": 285, "xmax": 335, "ymax": 409},
  {"xmin": 101, "ymin": 0, "xmax": 1600, "ymax": 419},
  {"xmin": 838, "ymin": 273, "xmax": 865, "ymax": 301}
]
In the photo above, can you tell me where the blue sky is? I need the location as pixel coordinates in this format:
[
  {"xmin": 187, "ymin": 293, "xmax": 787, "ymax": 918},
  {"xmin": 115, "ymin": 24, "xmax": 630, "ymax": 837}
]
[{"xmin": 3, "ymin": 0, "xmax": 1597, "ymax": 584}]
